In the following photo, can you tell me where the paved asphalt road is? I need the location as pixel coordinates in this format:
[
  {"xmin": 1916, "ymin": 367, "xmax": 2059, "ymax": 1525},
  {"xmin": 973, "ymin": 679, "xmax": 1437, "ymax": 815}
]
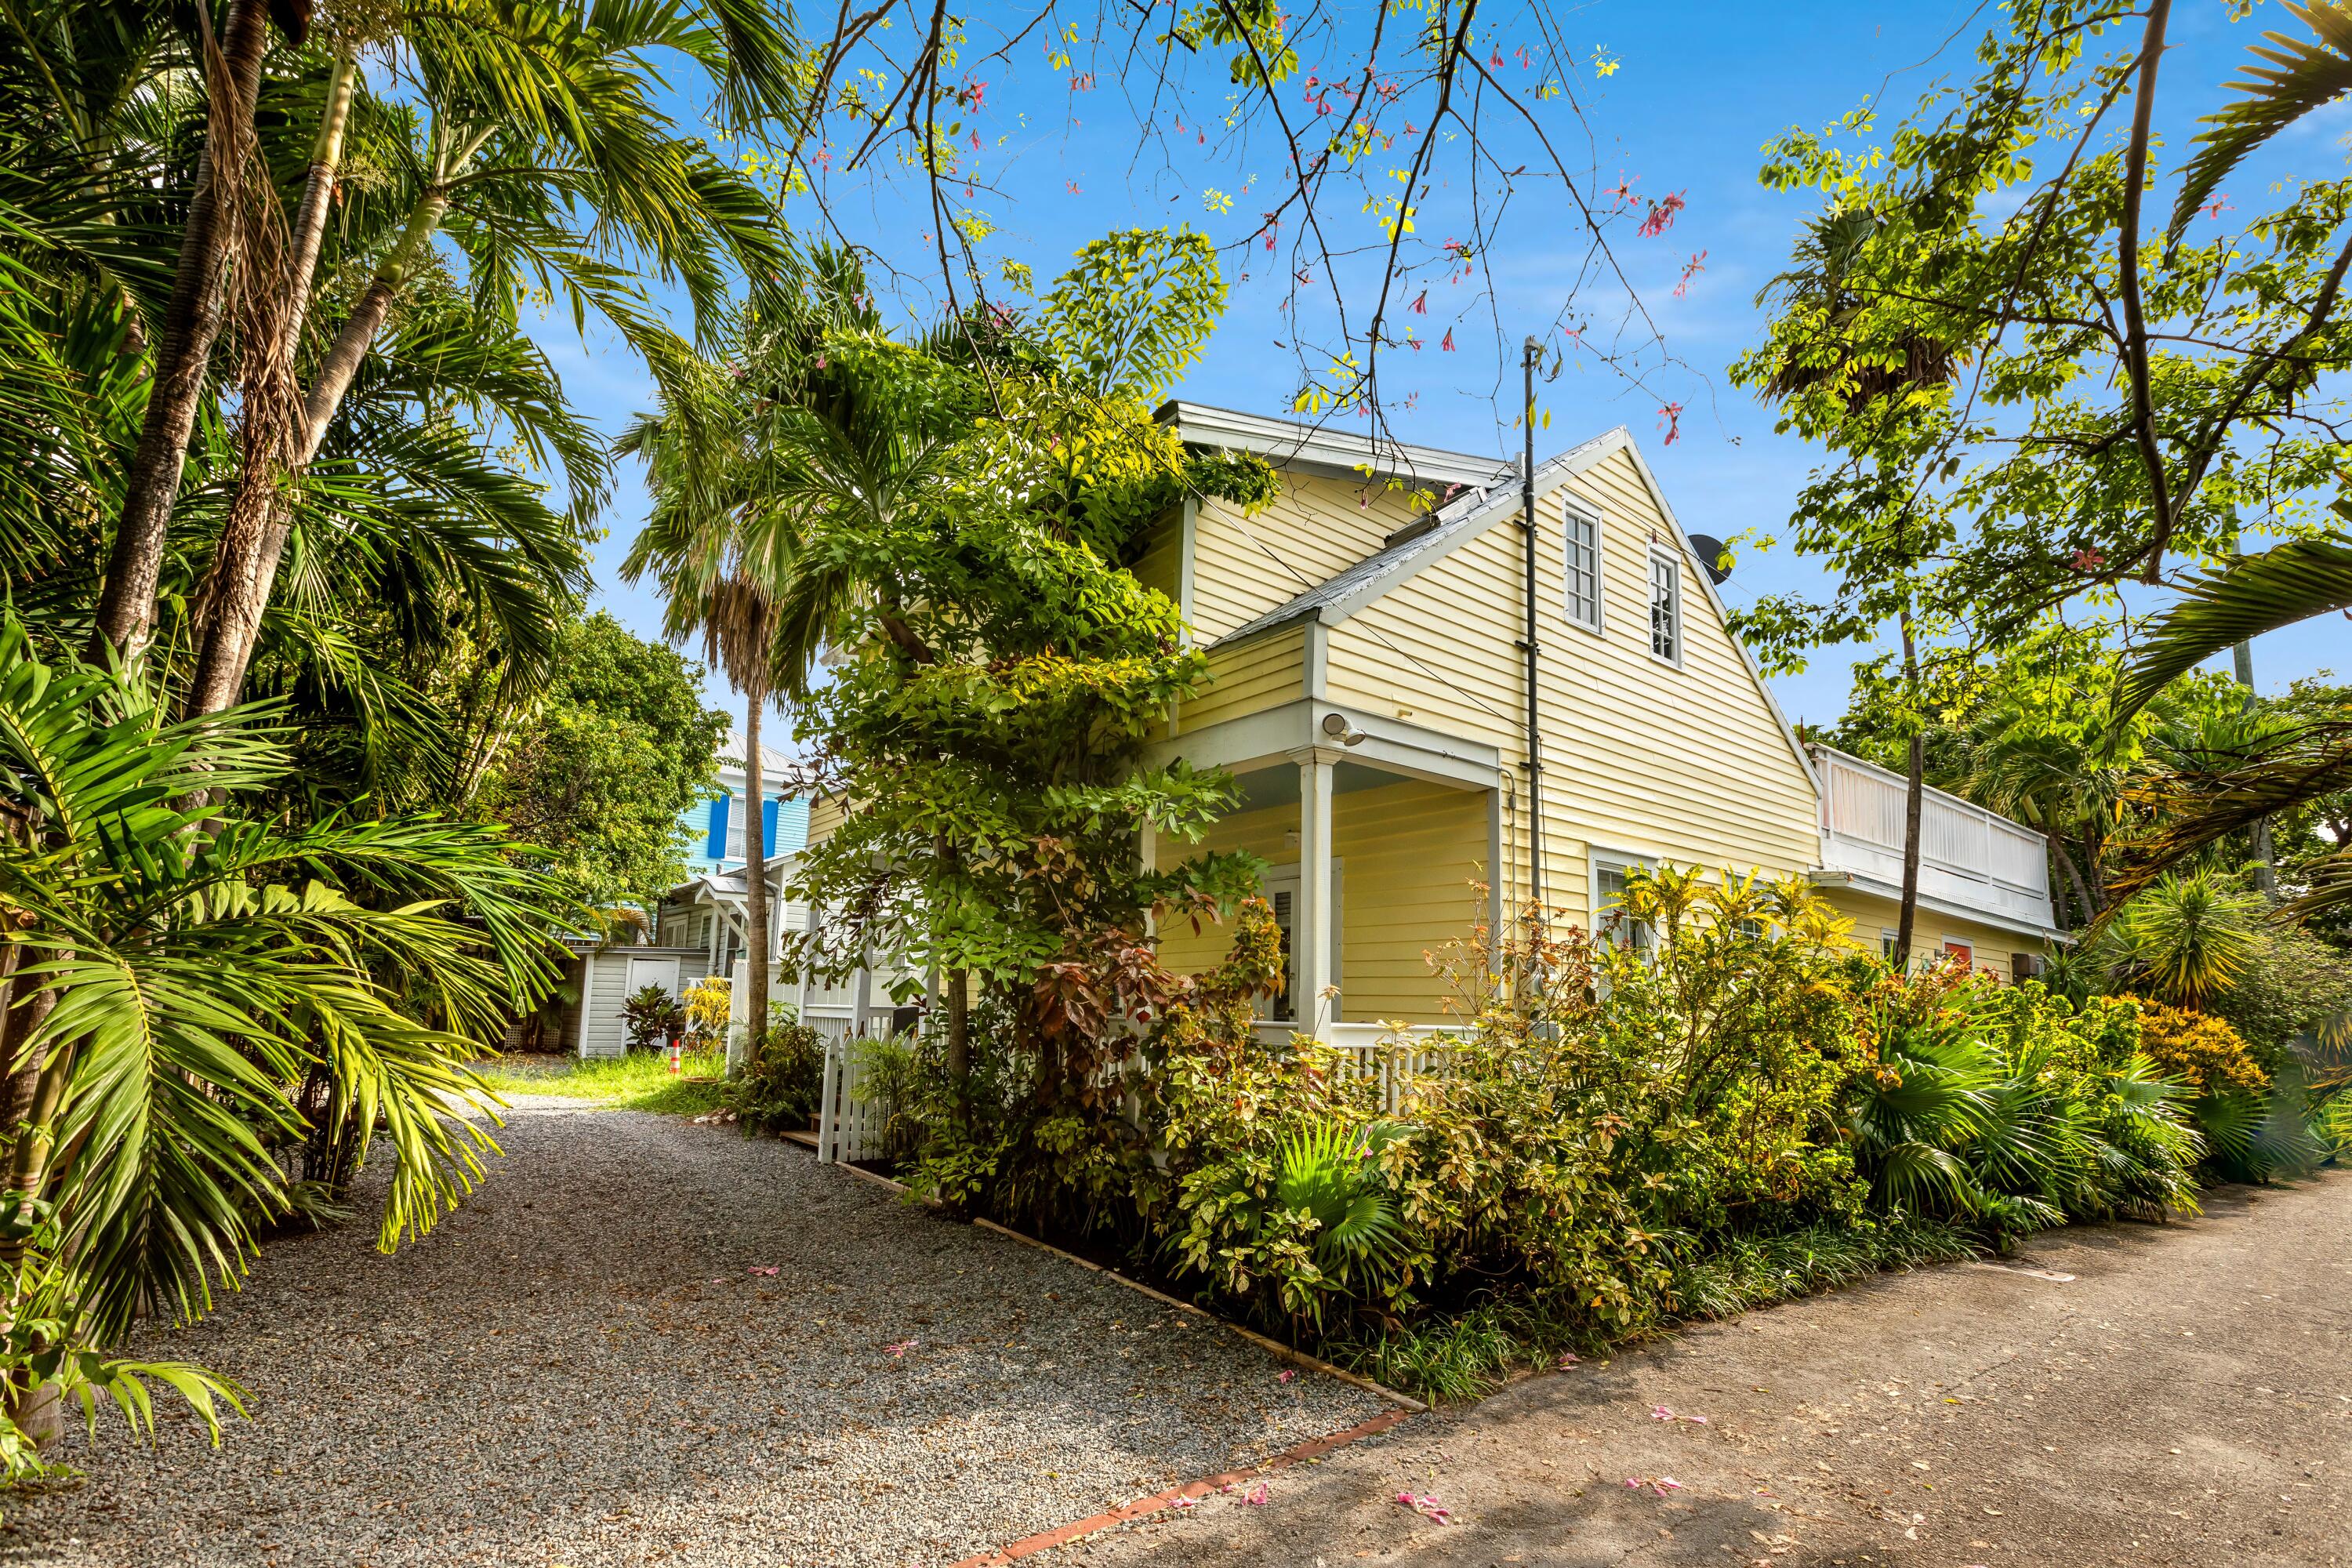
[{"xmin": 1073, "ymin": 1176, "xmax": 2352, "ymax": 1568}]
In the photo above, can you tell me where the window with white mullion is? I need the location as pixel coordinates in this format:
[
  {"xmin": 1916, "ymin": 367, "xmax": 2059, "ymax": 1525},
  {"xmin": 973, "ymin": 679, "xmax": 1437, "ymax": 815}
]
[
  {"xmin": 1648, "ymin": 550, "xmax": 1681, "ymax": 665},
  {"xmin": 1562, "ymin": 510, "xmax": 1602, "ymax": 632}
]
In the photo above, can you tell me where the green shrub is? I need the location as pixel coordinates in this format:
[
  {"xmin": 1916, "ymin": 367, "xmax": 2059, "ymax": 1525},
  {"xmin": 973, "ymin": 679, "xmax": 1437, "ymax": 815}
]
[
  {"xmin": 728, "ymin": 1022, "xmax": 824, "ymax": 1131},
  {"xmin": 2134, "ymin": 1002, "xmax": 2270, "ymax": 1098},
  {"xmin": 1845, "ymin": 969, "xmax": 2202, "ymax": 1234},
  {"xmin": 620, "ymin": 983, "xmax": 683, "ymax": 1051}
]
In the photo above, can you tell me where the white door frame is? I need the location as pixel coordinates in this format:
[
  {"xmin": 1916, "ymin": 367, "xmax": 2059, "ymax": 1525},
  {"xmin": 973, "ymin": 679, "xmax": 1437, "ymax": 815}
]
[{"xmin": 1261, "ymin": 860, "xmax": 1344, "ymax": 1025}]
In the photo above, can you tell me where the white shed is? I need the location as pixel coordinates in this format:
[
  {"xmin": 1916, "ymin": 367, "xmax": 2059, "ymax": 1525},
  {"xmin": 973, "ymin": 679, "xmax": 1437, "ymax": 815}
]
[{"xmin": 562, "ymin": 945, "xmax": 719, "ymax": 1059}]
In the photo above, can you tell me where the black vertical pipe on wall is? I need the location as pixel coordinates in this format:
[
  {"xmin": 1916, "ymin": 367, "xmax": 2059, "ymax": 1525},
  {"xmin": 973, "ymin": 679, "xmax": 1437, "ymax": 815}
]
[{"xmin": 1520, "ymin": 334, "xmax": 1545, "ymax": 920}]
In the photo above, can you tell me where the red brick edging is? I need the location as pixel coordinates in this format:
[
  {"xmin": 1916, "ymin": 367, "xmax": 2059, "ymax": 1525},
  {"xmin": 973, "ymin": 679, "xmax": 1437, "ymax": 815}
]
[{"xmin": 947, "ymin": 1406, "xmax": 1419, "ymax": 1566}]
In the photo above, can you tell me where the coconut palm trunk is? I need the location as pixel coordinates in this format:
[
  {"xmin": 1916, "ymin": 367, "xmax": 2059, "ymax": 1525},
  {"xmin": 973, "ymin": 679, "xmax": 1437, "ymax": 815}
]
[{"xmin": 90, "ymin": 0, "xmax": 273, "ymax": 661}]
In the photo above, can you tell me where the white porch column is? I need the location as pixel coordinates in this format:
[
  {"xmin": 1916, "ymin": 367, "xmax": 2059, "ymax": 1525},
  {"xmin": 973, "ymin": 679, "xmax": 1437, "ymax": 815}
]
[{"xmin": 1290, "ymin": 746, "xmax": 1339, "ymax": 1039}]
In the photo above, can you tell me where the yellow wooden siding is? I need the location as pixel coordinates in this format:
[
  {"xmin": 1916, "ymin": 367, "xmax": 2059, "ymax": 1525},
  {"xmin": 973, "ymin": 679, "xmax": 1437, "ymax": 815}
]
[
  {"xmin": 1188, "ymin": 474, "xmax": 1432, "ymax": 643},
  {"xmin": 1179, "ymin": 624, "xmax": 1306, "ymax": 733},
  {"xmin": 1318, "ymin": 446, "xmax": 1820, "ymax": 931},
  {"xmin": 1816, "ymin": 888, "xmax": 2050, "ymax": 983},
  {"xmin": 1156, "ymin": 776, "xmax": 1488, "ymax": 1025},
  {"xmin": 1127, "ymin": 511, "xmax": 1183, "ymax": 604},
  {"xmin": 805, "ymin": 791, "xmax": 846, "ymax": 851}
]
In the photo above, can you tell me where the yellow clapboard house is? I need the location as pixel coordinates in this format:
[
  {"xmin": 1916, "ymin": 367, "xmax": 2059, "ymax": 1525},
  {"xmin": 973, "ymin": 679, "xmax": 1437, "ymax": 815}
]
[{"xmin": 1132, "ymin": 403, "xmax": 2063, "ymax": 1044}]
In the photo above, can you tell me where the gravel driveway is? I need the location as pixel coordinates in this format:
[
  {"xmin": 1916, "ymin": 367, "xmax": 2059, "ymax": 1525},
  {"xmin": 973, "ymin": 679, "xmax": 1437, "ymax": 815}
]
[{"xmin": 0, "ymin": 1099, "xmax": 1387, "ymax": 1567}]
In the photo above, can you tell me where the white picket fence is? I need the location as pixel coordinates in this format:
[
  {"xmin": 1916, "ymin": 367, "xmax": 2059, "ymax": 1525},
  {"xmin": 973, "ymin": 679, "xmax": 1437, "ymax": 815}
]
[
  {"xmin": 811, "ymin": 1004, "xmax": 901, "ymax": 1163},
  {"xmin": 1322, "ymin": 1022, "xmax": 1472, "ymax": 1112},
  {"xmin": 811, "ymin": 1014, "xmax": 1471, "ymax": 1164}
]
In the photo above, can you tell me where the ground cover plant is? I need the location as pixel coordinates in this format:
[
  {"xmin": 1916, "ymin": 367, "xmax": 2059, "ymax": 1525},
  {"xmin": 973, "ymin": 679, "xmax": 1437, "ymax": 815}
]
[{"xmin": 477, "ymin": 1048, "xmax": 728, "ymax": 1118}]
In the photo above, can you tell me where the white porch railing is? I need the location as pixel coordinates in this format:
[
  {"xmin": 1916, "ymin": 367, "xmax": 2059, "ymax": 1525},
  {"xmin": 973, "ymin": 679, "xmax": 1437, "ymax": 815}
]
[
  {"xmin": 1809, "ymin": 746, "xmax": 2054, "ymax": 931},
  {"xmin": 1253, "ymin": 1020, "xmax": 1472, "ymax": 1112}
]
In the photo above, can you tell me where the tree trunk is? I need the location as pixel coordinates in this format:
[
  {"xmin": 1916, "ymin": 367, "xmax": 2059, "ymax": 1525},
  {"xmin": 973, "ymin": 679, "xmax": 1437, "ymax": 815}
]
[
  {"xmin": 735, "ymin": 695, "xmax": 770, "ymax": 1078},
  {"xmin": 2045, "ymin": 830, "xmax": 2076, "ymax": 930},
  {"xmin": 935, "ymin": 833, "xmax": 969, "ymax": 1087},
  {"xmin": 91, "ymin": 0, "xmax": 274, "ymax": 662},
  {"xmin": 1894, "ymin": 615, "xmax": 1925, "ymax": 966},
  {"xmin": 187, "ymin": 140, "xmax": 429, "ymax": 720}
]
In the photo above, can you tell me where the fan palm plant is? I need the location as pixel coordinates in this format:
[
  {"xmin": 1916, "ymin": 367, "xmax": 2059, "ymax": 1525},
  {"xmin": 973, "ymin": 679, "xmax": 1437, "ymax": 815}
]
[{"xmin": 0, "ymin": 617, "xmax": 571, "ymax": 1339}]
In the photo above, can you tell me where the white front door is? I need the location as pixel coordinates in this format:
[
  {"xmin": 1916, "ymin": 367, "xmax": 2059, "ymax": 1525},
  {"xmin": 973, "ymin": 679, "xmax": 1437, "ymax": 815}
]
[{"xmin": 1261, "ymin": 864, "xmax": 1343, "ymax": 1024}]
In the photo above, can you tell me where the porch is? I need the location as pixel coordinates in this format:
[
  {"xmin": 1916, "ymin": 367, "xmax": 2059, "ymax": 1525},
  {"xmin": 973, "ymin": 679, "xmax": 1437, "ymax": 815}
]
[{"xmin": 1146, "ymin": 697, "xmax": 1505, "ymax": 1041}]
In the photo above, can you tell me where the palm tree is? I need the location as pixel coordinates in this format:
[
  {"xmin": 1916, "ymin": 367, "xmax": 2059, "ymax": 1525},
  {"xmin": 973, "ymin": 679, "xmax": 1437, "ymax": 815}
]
[
  {"xmin": 182, "ymin": 0, "xmax": 802, "ymax": 717},
  {"xmin": 0, "ymin": 617, "xmax": 569, "ymax": 1341},
  {"xmin": 618, "ymin": 266, "xmax": 884, "ymax": 1073},
  {"xmin": 618, "ymin": 357, "xmax": 792, "ymax": 1073}
]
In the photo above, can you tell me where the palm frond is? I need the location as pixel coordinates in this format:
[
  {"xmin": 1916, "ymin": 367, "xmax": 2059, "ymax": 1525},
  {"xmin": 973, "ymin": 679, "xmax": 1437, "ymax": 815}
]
[
  {"xmin": 2114, "ymin": 534, "xmax": 2352, "ymax": 726},
  {"xmin": 2170, "ymin": 2, "xmax": 2352, "ymax": 246}
]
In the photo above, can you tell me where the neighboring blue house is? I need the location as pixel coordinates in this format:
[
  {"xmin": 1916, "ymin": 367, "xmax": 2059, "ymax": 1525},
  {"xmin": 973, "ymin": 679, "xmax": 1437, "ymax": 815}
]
[{"xmin": 680, "ymin": 731, "xmax": 810, "ymax": 876}]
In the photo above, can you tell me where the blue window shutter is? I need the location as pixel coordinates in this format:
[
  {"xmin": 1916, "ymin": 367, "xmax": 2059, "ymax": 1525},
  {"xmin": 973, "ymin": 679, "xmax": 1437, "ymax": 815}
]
[
  {"xmin": 706, "ymin": 794, "xmax": 728, "ymax": 859},
  {"xmin": 761, "ymin": 797, "xmax": 780, "ymax": 858}
]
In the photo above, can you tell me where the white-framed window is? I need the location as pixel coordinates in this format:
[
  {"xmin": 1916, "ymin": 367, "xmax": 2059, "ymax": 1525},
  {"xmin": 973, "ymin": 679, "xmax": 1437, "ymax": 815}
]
[
  {"xmin": 1880, "ymin": 928, "xmax": 1901, "ymax": 962},
  {"xmin": 1733, "ymin": 918, "xmax": 1766, "ymax": 940},
  {"xmin": 1563, "ymin": 510, "xmax": 1602, "ymax": 632},
  {"xmin": 724, "ymin": 793, "xmax": 746, "ymax": 858},
  {"xmin": 1648, "ymin": 549, "xmax": 1681, "ymax": 665},
  {"xmin": 1591, "ymin": 851, "xmax": 1655, "ymax": 957}
]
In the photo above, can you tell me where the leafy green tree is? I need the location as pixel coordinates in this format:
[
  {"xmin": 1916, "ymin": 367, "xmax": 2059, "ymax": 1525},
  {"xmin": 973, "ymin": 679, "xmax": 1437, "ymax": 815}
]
[
  {"xmin": 778, "ymin": 229, "xmax": 1275, "ymax": 1116},
  {"xmin": 1740, "ymin": 0, "xmax": 2352, "ymax": 924},
  {"xmin": 470, "ymin": 612, "xmax": 728, "ymax": 912}
]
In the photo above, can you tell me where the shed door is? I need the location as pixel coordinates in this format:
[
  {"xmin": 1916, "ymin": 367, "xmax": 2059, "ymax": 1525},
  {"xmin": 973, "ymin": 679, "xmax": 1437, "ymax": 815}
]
[{"xmin": 625, "ymin": 956, "xmax": 681, "ymax": 1000}]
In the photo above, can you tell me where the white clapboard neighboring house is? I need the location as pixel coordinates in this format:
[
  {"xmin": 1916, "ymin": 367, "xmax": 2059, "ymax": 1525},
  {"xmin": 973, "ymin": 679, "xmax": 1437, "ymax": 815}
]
[{"xmin": 548, "ymin": 731, "xmax": 816, "ymax": 1058}]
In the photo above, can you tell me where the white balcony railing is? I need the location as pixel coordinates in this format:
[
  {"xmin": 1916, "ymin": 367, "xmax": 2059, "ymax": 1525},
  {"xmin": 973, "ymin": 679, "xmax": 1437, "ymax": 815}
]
[{"xmin": 1809, "ymin": 746, "xmax": 2054, "ymax": 931}]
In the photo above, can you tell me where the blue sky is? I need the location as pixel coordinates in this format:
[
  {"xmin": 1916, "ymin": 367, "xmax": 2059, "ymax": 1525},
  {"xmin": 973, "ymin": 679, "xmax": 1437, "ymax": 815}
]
[{"xmin": 543, "ymin": 0, "xmax": 2347, "ymax": 735}]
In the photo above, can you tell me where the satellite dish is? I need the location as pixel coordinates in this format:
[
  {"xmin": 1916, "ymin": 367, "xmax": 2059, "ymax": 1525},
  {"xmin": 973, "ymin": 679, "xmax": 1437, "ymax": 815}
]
[{"xmin": 1686, "ymin": 534, "xmax": 1733, "ymax": 586}]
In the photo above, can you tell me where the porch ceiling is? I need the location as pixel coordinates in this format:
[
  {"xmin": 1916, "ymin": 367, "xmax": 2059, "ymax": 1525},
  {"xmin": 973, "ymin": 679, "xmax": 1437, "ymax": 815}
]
[
  {"xmin": 1143, "ymin": 697, "xmax": 1502, "ymax": 793},
  {"xmin": 1229, "ymin": 758, "xmax": 1419, "ymax": 812}
]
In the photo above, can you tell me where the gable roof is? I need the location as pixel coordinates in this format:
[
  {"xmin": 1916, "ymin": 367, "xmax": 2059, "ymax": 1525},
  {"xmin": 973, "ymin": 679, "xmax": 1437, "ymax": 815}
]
[
  {"xmin": 1208, "ymin": 426, "xmax": 1627, "ymax": 649},
  {"xmin": 1190, "ymin": 418, "xmax": 1821, "ymax": 793},
  {"xmin": 1156, "ymin": 401, "xmax": 1516, "ymax": 490}
]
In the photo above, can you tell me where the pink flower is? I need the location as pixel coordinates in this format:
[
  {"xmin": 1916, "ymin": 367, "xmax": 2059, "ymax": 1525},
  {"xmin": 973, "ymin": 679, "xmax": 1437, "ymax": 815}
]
[
  {"xmin": 1276, "ymin": 1370, "xmax": 1297, "ymax": 1385},
  {"xmin": 1242, "ymin": 1482, "xmax": 1269, "ymax": 1505},
  {"xmin": 885, "ymin": 1338, "xmax": 917, "ymax": 1357},
  {"xmin": 1639, "ymin": 191, "xmax": 1687, "ymax": 238}
]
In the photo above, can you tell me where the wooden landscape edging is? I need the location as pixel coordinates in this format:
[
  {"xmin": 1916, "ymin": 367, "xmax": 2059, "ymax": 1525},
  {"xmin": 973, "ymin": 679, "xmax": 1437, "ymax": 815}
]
[{"xmin": 782, "ymin": 1127, "xmax": 1425, "ymax": 1411}]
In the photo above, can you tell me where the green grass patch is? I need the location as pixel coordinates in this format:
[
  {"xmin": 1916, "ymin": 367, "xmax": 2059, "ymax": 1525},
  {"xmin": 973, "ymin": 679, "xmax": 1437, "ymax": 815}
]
[{"xmin": 476, "ymin": 1049, "xmax": 731, "ymax": 1116}]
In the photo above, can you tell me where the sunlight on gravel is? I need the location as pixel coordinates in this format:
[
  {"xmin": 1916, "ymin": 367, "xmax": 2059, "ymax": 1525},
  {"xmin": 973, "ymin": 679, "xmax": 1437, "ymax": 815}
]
[{"xmin": 0, "ymin": 1099, "xmax": 1384, "ymax": 1568}]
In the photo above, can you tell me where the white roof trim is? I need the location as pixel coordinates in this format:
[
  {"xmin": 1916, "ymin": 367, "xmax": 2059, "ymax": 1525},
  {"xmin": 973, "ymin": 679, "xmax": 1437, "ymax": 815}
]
[
  {"xmin": 1157, "ymin": 400, "xmax": 1515, "ymax": 490},
  {"xmin": 1302, "ymin": 426, "xmax": 1628, "ymax": 631}
]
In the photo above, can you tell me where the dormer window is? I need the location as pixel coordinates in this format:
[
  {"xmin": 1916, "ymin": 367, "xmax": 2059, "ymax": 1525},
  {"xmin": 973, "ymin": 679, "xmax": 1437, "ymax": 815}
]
[{"xmin": 1648, "ymin": 550, "xmax": 1681, "ymax": 665}]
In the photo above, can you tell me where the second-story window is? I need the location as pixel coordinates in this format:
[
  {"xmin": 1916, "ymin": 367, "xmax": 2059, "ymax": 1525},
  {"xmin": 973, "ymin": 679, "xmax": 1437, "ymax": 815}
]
[
  {"xmin": 1648, "ymin": 550, "xmax": 1681, "ymax": 664},
  {"xmin": 1563, "ymin": 510, "xmax": 1601, "ymax": 631},
  {"xmin": 724, "ymin": 794, "xmax": 746, "ymax": 858}
]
